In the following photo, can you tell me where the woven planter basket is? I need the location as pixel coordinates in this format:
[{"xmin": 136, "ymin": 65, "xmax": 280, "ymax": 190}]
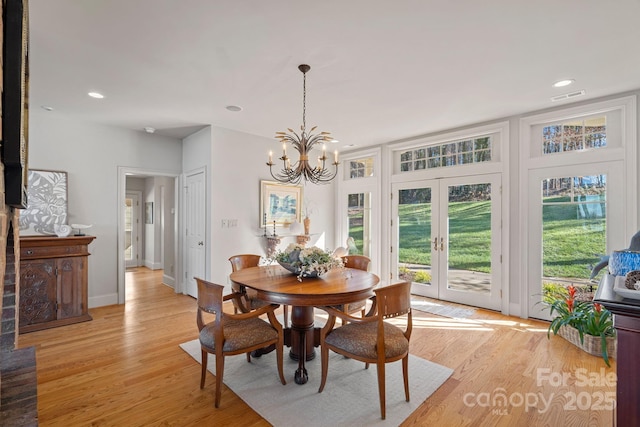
[{"xmin": 557, "ymin": 325, "xmax": 617, "ymax": 359}]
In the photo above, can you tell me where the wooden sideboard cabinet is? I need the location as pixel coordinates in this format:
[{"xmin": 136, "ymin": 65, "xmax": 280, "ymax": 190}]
[
  {"xmin": 594, "ymin": 273, "xmax": 640, "ymax": 426},
  {"xmin": 19, "ymin": 235, "xmax": 96, "ymax": 333}
]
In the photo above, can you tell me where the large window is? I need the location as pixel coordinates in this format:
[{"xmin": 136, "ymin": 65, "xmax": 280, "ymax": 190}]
[
  {"xmin": 541, "ymin": 175, "xmax": 606, "ymax": 282},
  {"xmin": 522, "ymin": 96, "xmax": 634, "ymax": 321},
  {"xmin": 347, "ymin": 192, "xmax": 371, "ymax": 256},
  {"xmin": 542, "ymin": 116, "xmax": 606, "ymax": 154},
  {"xmin": 400, "ymin": 136, "xmax": 491, "ymax": 172},
  {"xmin": 339, "ymin": 150, "xmax": 380, "ymax": 274},
  {"xmin": 348, "ymin": 157, "xmax": 374, "ymax": 179}
]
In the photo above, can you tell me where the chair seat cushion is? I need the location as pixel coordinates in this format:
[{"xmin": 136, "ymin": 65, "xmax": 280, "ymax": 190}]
[
  {"xmin": 199, "ymin": 317, "xmax": 278, "ymax": 352},
  {"xmin": 325, "ymin": 321, "xmax": 409, "ymax": 359}
]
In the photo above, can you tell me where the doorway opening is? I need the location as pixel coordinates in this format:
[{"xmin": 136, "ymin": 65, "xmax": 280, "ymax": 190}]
[{"xmin": 118, "ymin": 167, "xmax": 180, "ymax": 304}]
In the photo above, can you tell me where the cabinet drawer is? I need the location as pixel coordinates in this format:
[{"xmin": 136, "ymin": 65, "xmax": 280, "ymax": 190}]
[{"xmin": 21, "ymin": 244, "xmax": 88, "ymax": 259}]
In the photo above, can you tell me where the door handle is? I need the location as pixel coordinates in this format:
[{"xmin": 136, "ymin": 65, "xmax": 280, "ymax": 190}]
[
  {"xmin": 440, "ymin": 237, "xmax": 444, "ymax": 251},
  {"xmin": 433, "ymin": 237, "xmax": 438, "ymax": 251},
  {"xmin": 198, "ymin": 241, "xmax": 204, "ymax": 246}
]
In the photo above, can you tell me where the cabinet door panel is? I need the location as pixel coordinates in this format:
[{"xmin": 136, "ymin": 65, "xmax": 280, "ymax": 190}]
[
  {"xmin": 57, "ymin": 258, "xmax": 84, "ymax": 319},
  {"xmin": 20, "ymin": 260, "xmax": 57, "ymax": 325}
]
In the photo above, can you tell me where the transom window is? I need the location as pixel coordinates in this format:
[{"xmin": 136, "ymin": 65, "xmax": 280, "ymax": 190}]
[
  {"xmin": 348, "ymin": 157, "xmax": 374, "ymax": 179},
  {"xmin": 542, "ymin": 116, "xmax": 606, "ymax": 155},
  {"xmin": 400, "ymin": 136, "xmax": 491, "ymax": 172}
]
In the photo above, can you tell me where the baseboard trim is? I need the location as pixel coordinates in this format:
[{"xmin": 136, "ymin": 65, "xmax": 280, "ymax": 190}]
[
  {"xmin": 162, "ymin": 274, "xmax": 175, "ymax": 287},
  {"xmin": 89, "ymin": 293, "xmax": 118, "ymax": 308}
]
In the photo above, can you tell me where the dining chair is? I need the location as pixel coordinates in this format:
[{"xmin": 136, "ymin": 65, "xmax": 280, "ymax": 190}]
[
  {"xmin": 318, "ymin": 281, "xmax": 412, "ymax": 420},
  {"xmin": 228, "ymin": 254, "xmax": 289, "ymax": 327},
  {"xmin": 334, "ymin": 255, "xmax": 371, "ymax": 322},
  {"xmin": 195, "ymin": 277, "xmax": 286, "ymax": 408}
]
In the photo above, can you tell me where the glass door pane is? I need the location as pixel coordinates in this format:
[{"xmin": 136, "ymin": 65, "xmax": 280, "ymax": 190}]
[
  {"xmin": 396, "ymin": 185, "xmax": 436, "ymax": 297},
  {"xmin": 125, "ymin": 192, "xmax": 140, "ymax": 268},
  {"xmin": 444, "ymin": 183, "xmax": 492, "ymax": 295},
  {"xmin": 439, "ymin": 175, "xmax": 502, "ymax": 310},
  {"xmin": 125, "ymin": 197, "xmax": 133, "ymax": 261}
]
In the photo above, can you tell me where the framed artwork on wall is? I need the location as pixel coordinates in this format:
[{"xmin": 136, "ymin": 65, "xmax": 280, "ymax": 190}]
[
  {"xmin": 260, "ymin": 180, "xmax": 303, "ymax": 228},
  {"xmin": 18, "ymin": 169, "xmax": 68, "ymax": 235}
]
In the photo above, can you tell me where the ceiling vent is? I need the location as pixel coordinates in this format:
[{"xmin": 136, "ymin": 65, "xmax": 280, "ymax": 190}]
[{"xmin": 551, "ymin": 90, "xmax": 586, "ymax": 102}]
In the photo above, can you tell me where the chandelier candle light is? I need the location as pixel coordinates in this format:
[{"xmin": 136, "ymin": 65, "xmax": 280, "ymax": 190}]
[{"xmin": 267, "ymin": 64, "xmax": 339, "ymax": 185}]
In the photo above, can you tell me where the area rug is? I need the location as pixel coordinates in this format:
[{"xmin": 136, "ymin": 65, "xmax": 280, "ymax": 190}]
[
  {"xmin": 411, "ymin": 299, "xmax": 475, "ymax": 319},
  {"xmin": 180, "ymin": 339, "xmax": 452, "ymax": 426}
]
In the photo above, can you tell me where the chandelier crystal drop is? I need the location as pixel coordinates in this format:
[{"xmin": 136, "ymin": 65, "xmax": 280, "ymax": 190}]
[{"xmin": 267, "ymin": 64, "xmax": 339, "ymax": 185}]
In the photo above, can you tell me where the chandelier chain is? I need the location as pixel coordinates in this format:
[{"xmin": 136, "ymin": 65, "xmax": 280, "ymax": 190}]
[{"xmin": 302, "ymin": 70, "xmax": 306, "ymax": 132}]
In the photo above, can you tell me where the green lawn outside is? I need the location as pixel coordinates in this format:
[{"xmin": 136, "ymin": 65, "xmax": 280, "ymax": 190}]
[{"xmin": 350, "ymin": 200, "xmax": 606, "ymax": 281}]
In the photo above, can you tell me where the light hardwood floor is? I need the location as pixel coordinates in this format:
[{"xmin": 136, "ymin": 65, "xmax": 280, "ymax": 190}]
[{"xmin": 18, "ymin": 268, "xmax": 616, "ymax": 426}]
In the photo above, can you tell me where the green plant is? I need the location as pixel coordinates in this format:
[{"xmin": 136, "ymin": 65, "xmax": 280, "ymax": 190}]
[
  {"xmin": 414, "ymin": 270, "xmax": 432, "ymax": 283},
  {"xmin": 545, "ymin": 284, "xmax": 615, "ymax": 366},
  {"xmin": 398, "ymin": 265, "xmax": 415, "ymax": 282},
  {"xmin": 542, "ymin": 282, "xmax": 567, "ymax": 304}
]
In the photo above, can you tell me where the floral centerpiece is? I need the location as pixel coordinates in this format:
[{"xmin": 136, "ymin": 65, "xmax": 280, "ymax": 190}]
[
  {"xmin": 544, "ymin": 284, "xmax": 616, "ymax": 366},
  {"xmin": 271, "ymin": 243, "xmax": 343, "ymax": 281}
]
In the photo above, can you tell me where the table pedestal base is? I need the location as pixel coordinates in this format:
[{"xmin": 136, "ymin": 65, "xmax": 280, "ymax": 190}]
[{"xmin": 286, "ymin": 306, "xmax": 318, "ymax": 384}]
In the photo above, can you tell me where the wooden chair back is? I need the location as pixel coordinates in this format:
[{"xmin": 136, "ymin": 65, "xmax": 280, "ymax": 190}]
[
  {"xmin": 341, "ymin": 254, "xmax": 371, "ymax": 272},
  {"xmin": 228, "ymin": 254, "xmax": 261, "ymax": 272},
  {"xmin": 228, "ymin": 253, "xmax": 290, "ymax": 327},
  {"xmin": 374, "ymin": 280, "xmax": 412, "ymax": 321},
  {"xmin": 336, "ymin": 255, "xmax": 372, "ymax": 318},
  {"xmin": 196, "ymin": 278, "xmax": 223, "ymax": 333}
]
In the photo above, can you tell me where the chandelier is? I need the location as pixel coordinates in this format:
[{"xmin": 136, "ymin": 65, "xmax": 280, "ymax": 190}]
[{"xmin": 267, "ymin": 64, "xmax": 339, "ymax": 185}]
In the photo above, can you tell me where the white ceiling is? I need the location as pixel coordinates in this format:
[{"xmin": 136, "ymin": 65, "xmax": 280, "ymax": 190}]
[{"xmin": 29, "ymin": 0, "xmax": 640, "ymax": 150}]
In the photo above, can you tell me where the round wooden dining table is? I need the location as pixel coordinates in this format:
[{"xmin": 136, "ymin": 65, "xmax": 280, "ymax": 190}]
[{"xmin": 229, "ymin": 264, "xmax": 380, "ymax": 384}]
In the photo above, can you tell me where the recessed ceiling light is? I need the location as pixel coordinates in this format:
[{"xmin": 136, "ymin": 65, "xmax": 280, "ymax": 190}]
[
  {"xmin": 226, "ymin": 105, "xmax": 242, "ymax": 112},
  {"xmin": 329, "ymin": 139, "xmax": 339, "ymax": 144},
  {"xmin": 40, "ymin": 105, "xmax": 54, "ymax": 111},
  {"xmin": 88, "ymin": 92, "xmax": 104, "ymax": 99},
  {"xmin": 144, "ymin": 127, "xmax": 156, "ymax": 134},
  {"xmin": 552, "ymin": 79, "xmax": 574, "ymax": 88}
]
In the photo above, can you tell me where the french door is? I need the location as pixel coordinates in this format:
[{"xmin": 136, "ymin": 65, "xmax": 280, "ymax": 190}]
[{"xmin": 391, "ymin": 173, "xmax": 502, "ymax": 310}]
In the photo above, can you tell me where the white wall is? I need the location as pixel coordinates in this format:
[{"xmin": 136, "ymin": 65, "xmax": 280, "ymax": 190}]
[
  {"xmin": 159, "ymin": 176, "xmax": 177, "ymax": 285},
  {"xmin": 179, "ymin": 125, "xmax": 336, "ymax": 290},
  {"xmin": 202, "ymin": 126, "xmax": 336, "ymax": 288},
  {"xmin": 28, "ymin": 109, "xmax": 183, "ymax": 307}
]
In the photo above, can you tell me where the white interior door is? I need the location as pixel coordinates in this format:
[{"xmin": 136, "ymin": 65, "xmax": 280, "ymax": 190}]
[
  {"xmin": 392, "ymin": 173, "xmax": 502, "ymax": 311},
  {"xmin": 125, "ymin": 192, "xmax": 141, "ymax": 268},
  {"xmin": 185, "ymin": 170, "xmax": 206, "ymax": 297}
]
